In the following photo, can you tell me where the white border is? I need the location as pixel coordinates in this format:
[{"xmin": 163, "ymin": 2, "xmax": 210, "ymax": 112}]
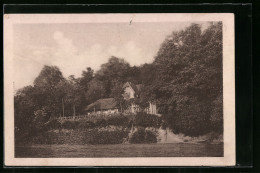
[{"xmin": 4, "ymin": 13, "xmax": 235, "ymax": 166}]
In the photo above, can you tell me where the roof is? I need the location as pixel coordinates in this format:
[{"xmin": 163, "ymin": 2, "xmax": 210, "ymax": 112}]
[
  {"xmin": 85, "ymin": 98, "xmax": 118, "ymax": 111},
  {"xmin": 123, "ymin": 82, "xmax": 143, "ymax": 94}
]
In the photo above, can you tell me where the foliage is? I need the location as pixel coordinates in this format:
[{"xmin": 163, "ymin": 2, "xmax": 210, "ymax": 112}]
[
  {"xmin": 14, "ymin": 22, "xmax": 223, "ymax": 142},
  {"xmin": 88, "ymin": 129, "xmax": 129, "ymax": 144},
  {"xmin": 45, "ymin": 118, "xmax": 62, "ymax": 130},
  {"xmin": 85, "ymin": 79, "xmax": 106, "ymax": 104},
  {"xmin": 78, "ymin": 120, "xmax": 96, "ymax": 129},
  {"xmin": 61, "ymin": 120, "xmax": 80, "ymax": 129},
  {"xmin": 59, "ymin": 114, "xmax": 131, "ymax": 129},
  {"xmin": 134, "ymin": 113, "xmax": 161, "ymax": 128},
  {"xmin": 145, "ymin": 22, "xmax": 223, "ymax": 136},
  {"xmin": 32, "ymin": 108, "xmax": 50, "ymax": 132},
  {"xmin": 95, "ymin": 56, "xmax": 132, "ymax": 96},
  {"xmin": 110, "ymin": 80, "xmax": 130, "ymax": 112},
  {"xmin": 105, "ymin": 115, "xmax": 130, "ymax": 127},
  {"xmin": 129, "ymin": 127, "xmax": 157, "ymax": 144},
  {"xmin": 14, "ymin": 86, "xmax": 37, "ymax": 135},
  {"xmin": 34, "ymin": 65, "xmax": 65, "ymax": 88}
]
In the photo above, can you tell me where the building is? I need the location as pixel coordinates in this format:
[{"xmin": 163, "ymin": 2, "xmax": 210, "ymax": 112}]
[
  {"xmin": 85, "ymin": 82, "xmax": 159, "ymax": 115},
  {"xmin": 122, "ymin": 82, "xmax": 158, "ymax": 115},
  {"xmin": 85, "ymin": 98, "xmax": 119, "ymax": 115}
]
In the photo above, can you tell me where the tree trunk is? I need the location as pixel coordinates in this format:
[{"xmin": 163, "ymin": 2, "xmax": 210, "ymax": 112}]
[
  {"xmin": 62, "ymin": 98, "xmax": 65, "ymax": 117},
  {"xmin": 73, "ymin": 104, "xmax": 76, "ymax": 117}
]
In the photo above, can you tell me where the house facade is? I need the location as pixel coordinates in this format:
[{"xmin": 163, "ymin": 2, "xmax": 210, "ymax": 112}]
[{"xmin": 122, "ymin": 82, "xmax": 158, "ymax": 115}]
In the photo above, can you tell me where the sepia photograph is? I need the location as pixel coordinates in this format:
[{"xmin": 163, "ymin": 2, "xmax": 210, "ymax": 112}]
[{"xmin": 4, "ymin": 13, "xmax": 235, "ymax": 166}]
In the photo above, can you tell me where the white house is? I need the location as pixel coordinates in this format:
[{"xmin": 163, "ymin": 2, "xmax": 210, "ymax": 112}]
[
  {"xmin": 122, "ymin": 82, "xmax": 158, "ymax": 115},
  {"xmin": 85, "ymin": 82, "xmax": 159, "ymax": 116}
]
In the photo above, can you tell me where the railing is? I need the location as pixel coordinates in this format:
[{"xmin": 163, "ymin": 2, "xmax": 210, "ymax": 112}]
[
  {"xmin": 57, "ymin": 112, "xmax": 126, "ymax": 121},
  {"xmin": 57, "ymin": 111, "xmax": 161, "ymax": 121},
  {"xmin": 58, "ymin": 115, "xmax": 88, "ymax": 121}
]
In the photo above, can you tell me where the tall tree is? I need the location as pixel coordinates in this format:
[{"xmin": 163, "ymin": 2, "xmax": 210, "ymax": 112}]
[
  {"xmin": 78, "ymin": 67, "xmax": 94, "ymax": 92},
  {"xmin": 33, "ymin": 65, "xmax": 66, "ymax": 117},
  {"xmin": 14, "ymin": 86, "xmax": 37, "ymax": 135},
  {"xmin": 34, "ymin": 65, "xmax": 65, "ymax": 88},
  {"xmin": 147, "ymin": 22, "xmax": 223, "ymax": 136},
  {"xmin": 95, "ymin": 56, "xmax": 131, "ymax": 96},
  {"xmin": 85, "ymin": 79, "xmax": 106, "ymax": 104}
]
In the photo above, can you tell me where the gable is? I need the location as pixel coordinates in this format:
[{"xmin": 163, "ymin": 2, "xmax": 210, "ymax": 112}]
[{"xmin": 123, "ymin": 85, "xmax": 135, "ymax": 99}]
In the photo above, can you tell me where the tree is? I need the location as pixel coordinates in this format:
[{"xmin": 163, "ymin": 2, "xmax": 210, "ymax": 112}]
[
  {"xmin": 95, "ymin": 56, "xmax": 131, "ymax": 96},
  {"xmin": 33, "ymin": 66, "xmax": 66, "ymax": 116},
  {"xmin": 147, "ymin": 22, "xmax": 223, "ymax": 136},
  {"xmin": 78, "ymin": 67, "xmax": 94, "ymax": 92},
  {"xmin": 110, "ymin": 80, "xmax": 128, "ymax": 112},
  {"xmin": 34, "ymin": 65, "xmax": 65, "ymax": 88},
  {"xmin": 85, "ymin": 79, "xmax": 106, "ymax": 104},
  {"xmin": 14, "ymin": 86, "xmax": 37, "ymax": 136}
]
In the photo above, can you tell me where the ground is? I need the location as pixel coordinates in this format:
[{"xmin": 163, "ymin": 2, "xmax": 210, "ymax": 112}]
[{"xmin": 15, "ymin": 143, "xmax": 223, "ymax": 158}]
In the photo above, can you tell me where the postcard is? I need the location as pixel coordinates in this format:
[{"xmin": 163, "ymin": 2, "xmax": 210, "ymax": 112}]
[{"xmin": 4, "ymin": 13, "xmax": 235, "ymax": 166}]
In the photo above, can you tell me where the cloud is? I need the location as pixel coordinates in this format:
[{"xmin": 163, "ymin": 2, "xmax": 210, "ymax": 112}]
[
  {"xmin": 53, "ymin": 31, "xmax": 77, "ymax": 56},
  {"xmin": 49, "ymin": 32, "xmax": 152, "ymax": 78},
  {"xmin": 14, "ymin": 30, "xmax": 155, "ymax": 90},
  {"xmin": 107, "ymin": 40, "xmax": 153, "ymax": 66}
]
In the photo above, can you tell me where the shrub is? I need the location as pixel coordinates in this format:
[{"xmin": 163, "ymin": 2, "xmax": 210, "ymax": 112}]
[
  {"xmin": 164, "ymin": 112, "xmax": 212, "ymax": 137},
  {"xmin": 129, "ymin": 127, "xmax": 157, "ymax": 144},
  {"xmin": 105, "ymin": 115, "xmax": 129, "ymax": 127},
  {"xmin": 46, "ymin": 118, "xmax": 61, "ymax": 130},
  {"xmin": 61, "ymin": 120, "xmax": 79, "ymax": 129},
  {"xmin": 78, "ymin": 120, "xmax": 95, "ymax": 129},
  {"xmin": 145, "ymin": 129, "xmax": 157, "ymax": 143},
  {"xmin": 88, "ymin": 129, "xmax": 129, "ymax": 144},
  {"xmin": 95, "ymin": 119, "xmax": 107, "ymax": 127},
  {"xmin": 32, "ymin": 108, "xmax": 50, "ymax": 133},
  {"xmin": 134, "ymin": 113, "xmax": 161, "ymax": 128}
]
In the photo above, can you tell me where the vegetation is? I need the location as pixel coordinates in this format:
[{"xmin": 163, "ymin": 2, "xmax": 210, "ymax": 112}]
[
  {"xmin": 144, "ymin": 22, "xmax": 223, "ymax": 136},
  {"xmin": 133, "ymin": 113, "xmax": 161, "ymax": 128},
  {"xmin": 129, "ymin": 127, "xmax": 157, "ymax": 144},
  {"xmin": 88, "ymin": 129, "xmax": 129, "ymax": 144},
  {"xmin": 14, "ymin": 22, "xmax": 223, "ymax": 144}
]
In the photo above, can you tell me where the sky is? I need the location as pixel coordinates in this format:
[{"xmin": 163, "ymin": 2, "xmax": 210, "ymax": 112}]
[{"xmin": 13, "ymin": 22, "xmax": 208, "ymax": 90}]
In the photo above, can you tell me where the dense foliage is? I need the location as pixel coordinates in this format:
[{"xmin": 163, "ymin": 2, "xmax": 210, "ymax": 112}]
[
  {"xmin": 129, "ymin": 127, "xmax": 157, "ymax": 144},
  {"xmin": 14, "ymin": 22, "xmax": 223, "ymax": 141},
  {"xmin": 144, "ymin": 22, "xmax": 223, "ymax": 136}
]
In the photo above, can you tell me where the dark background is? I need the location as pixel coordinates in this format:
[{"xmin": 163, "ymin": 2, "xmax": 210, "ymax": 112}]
[{"xmin": 1, "ymin": 1, "xmax": 258, "ymax": 173}]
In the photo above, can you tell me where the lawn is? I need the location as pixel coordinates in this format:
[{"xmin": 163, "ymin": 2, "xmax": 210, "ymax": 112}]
[{"xmin": 15, "ymin": 143, "xmax": 223, "ymax": 158}]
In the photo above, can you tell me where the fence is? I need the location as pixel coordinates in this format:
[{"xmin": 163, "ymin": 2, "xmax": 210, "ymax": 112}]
[
  {"xmin": 57, "ymin": 112, "xmax": 132, "ymax": 121},
  {"xmin": 57, "ymin": 111, "xmax": 160, "ymax": 122},
  {"xmin": 58, "ymin": 115, "xmax": 88, "ymax": 121}
]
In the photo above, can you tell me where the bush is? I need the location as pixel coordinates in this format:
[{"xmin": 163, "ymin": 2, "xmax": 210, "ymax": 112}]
[
  {"xmin": 164, "ymin": 112, "xmax": 212, "ymax": 137},
  {"xmin": 78, "ymin": 120, "xmax": 95, "ymax": 129},
  {"xmin": 32, "ymin": 108, "xmax": 50, "ymax": 133},
  {"xmin": 61, "ymin": 120, "xmax": 80, "ymax": 129},
  {"xmin": 94, "ymin": 119, "xmax": 107, "ymax": 127},
  {"xmin": 129, "ymin": 127, "xmax": 157, "ymax": 144},
  {"xmin": 88, "ymin": 129, "xmax": 129, "ymax": 144},
  {"xmin": 145, "ymin": 130, "xmax": 157, "ymax": 143},
  {"xmin": 58, "ymin": 113, "xmax": 133, "ymax": 129},
  {"xmin": 134, "ymin": 113, "xmax": 161, "ymax": 128},
  {"xmin": 105, "ymin": 115, "xmax": 129, "ymax": 127},
  {"xmin": 129, "ymin": 127, "xmax": 145, "ymax": 143},
  {"xmin": 46, "ymin": 118, "xmax": 61, "ymax": 130}
]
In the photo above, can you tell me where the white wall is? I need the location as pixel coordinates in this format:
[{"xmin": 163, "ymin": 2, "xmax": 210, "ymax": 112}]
[{"xmin": 124, "ymin": 87, "xmax": 135, "ymax": 99}]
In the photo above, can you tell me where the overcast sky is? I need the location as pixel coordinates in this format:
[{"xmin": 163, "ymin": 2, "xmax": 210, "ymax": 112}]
[{"xmin": 13, "ymin": 22, "xmax": 208, "ymax": 90}]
